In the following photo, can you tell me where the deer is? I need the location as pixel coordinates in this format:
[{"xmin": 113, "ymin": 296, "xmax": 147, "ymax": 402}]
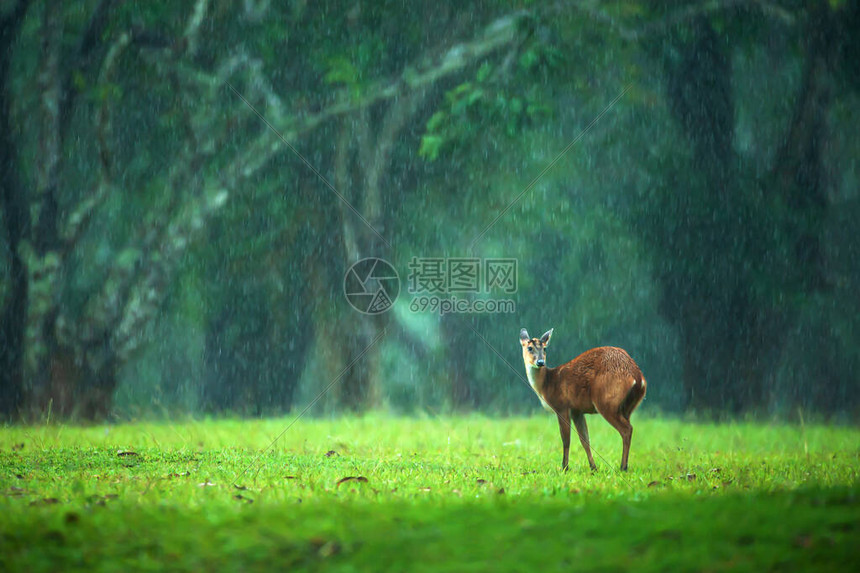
[{"xmin": 519, "ymin": 328, "xmax": 646, "ymax": 472}]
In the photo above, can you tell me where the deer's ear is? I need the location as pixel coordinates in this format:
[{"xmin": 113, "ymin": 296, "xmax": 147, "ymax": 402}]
[
  {"xmin": 519, "ymin": 328, "xmax": 530, "ymax": 345},
  {"xmin": 540, "ymin": 328, "xmax": 553, "ymax": 346}
]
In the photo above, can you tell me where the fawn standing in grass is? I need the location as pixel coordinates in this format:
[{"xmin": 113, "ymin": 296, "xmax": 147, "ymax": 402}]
[{"xmin": 519, "ymin": 328, "xmax": 646, "ymax": 471}]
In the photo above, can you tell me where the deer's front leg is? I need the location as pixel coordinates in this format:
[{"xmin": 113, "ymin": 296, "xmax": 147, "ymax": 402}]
[
  {"xmin": 557, "ymin": 410, "xmax": 571, "ymax": 471},
  {"xmin": 572, "ymin": 411, "xmax": 598, "ymax": 471}
]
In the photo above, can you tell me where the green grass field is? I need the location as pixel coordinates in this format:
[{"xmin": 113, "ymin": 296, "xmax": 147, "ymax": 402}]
[{"xmin": 1, "ymin": 414, "xmax": 858, "ymax": 572}]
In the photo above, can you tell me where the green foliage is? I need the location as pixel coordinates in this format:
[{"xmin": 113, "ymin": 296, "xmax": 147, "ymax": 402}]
[
  {"xmin": 419, "ymin": 79, "xmax": 551, "ymax": 160},
  {"xmin": 419, "ymin": 39, "xmax": 557, "ymax": 161},
  {"xmin": 323, "ymin": 56, "xmax": 361, "ymax": 87},
  {"xmin": 0, "ymin": 416, "xmax": 858, "ymax": 571}
]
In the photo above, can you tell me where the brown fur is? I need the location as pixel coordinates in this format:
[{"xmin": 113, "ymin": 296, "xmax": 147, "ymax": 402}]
[{"xmin": 520, "ymin": 329, "xmax": 646, "ymax": 471}]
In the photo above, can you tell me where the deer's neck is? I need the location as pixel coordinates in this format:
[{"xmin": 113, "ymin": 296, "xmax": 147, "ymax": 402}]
[{"xmin": 525, "ymin": 364, "xmax": 554, "ymax": 412}]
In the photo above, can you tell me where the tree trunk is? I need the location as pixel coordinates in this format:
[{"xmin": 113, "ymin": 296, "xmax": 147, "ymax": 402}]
[
  {"xmin": 332, "ymin": 117, "xmax": 381, "ymax": 411},
  {"xmin": 0, "ymin": 1, "xmax": 30, "ymax": 420},
  {"xmin": 442, "ymin": 314, "xmax": 473, "ymax": 410},
  {"xmin": 663, "ymin": 17, "xmax": 752, "ymax": 414},
  {"xmin": 661, "ymin": 8, "xmax": 835, "ymax": 416}
]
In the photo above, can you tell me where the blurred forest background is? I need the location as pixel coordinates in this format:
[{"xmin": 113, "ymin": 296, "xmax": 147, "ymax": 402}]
[{"xmin": 1, "ymin": 0, "xmax": 858, "ymax": 422}]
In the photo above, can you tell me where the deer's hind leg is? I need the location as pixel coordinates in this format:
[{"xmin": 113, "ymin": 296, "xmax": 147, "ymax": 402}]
[
  {"xmin": 593, "ymin": 377, "xmax": 638, "ymax": 471},
  {"xmin": 599, "ymin": 408, "xmax": 634, "ymax": 471}
]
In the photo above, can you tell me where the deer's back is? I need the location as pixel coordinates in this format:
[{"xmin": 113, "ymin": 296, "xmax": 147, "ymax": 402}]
[{"xmin": 550, "ymin": 347, "xmax": 643, "ymax": 411}]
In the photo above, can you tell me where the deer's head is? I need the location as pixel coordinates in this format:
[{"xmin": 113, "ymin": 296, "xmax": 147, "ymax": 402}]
[{"xmin": 520, "ymin": 328, "xmax": 553, "ymax": 369}]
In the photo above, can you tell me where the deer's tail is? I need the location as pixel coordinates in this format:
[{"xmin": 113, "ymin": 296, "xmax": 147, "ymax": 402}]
[{"xmin": 619, "ymin": 374, "xmax": 646, "ymax": 419}]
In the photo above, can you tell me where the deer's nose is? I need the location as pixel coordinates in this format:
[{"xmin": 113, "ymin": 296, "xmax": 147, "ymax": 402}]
[{"xmin": 536, "ymin": 359, "xmax": 545, "ymax": 367}]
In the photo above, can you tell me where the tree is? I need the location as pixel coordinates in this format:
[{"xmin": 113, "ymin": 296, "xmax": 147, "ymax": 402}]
[
  {"xmin": 0, "ymin": 0, "xmax": 536, "ymax": 419},
  {"xmin": 634, "ymin": 0, "xmax": 858, "ymax": 414}
]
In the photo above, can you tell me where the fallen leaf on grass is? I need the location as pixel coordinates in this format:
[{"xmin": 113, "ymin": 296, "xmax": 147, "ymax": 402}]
[
  {"xmin": 198, "ymin": 481, "xmax": 216, "ymax": 487},
  {"xmin": 309, "ymin": 537, "xmax": 342, "ymax": 558},
  {"xmin": 497, "ymin": 488, "xmax": 506, "ymax": 495},
  {"xmin": 336, "ymin": 476, "xmax": 368, "ymax": 487},
  {"xmin": 285, "ymin": 475, "xmax": 298, "ymax": 480},
  {"xmin": 30, "ymin": 498, "xmax": 60, "ymax": 506},
  {"xmin": 233, "ymin": 494, "xmax": 254, "ymax": 504},
  {"xmin": 476, "ymin": 479, "xmax": 488, "ymax": 485},
  {"xmin": 116, "ymin": 450, "xmax": 138, "ymax": 457},
  {"xmin": 85, "ymin": 494, "xmax": 118, "ymax": 506},
  {"xmin": 324, "ymin": 450, "xmax": 338, "ymax": 458},
  {"xmin": 318, "ymin": 541, "xmax": 341, "ymax": 558},
  {"xmin": 647, "ymin": 480, "xmax": 661, "ymax": 487},
  {"xmin": 418, "ymin": 487, "xmax": 431, "ymax": 492},
  {"xmin": 12, "ymin": 443, "xmax": 24, "ymax": 451},
  {"xmin": 234, "ymin": 485, "xmax": 248, "ymax": 491},
  {"xmin": 686, "ymin": 473, "xmax": 697, "ymax": 481}
]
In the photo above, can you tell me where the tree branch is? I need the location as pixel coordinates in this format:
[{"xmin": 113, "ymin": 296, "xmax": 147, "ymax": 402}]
[
  {"xmin": 59, "ymin": 0, "xmax": 119, "ymax": 140},
  {"xmin": 559, "ymin": 0, "xmax": 794, "ymax": 42},
  {"xmin": 218, "ymin": 10, "xmax": 530, "ymax": 189},
  {"xmin": 61, "ymin": 31, "xmax": 131, "ymax": 253},
  {"xmin": 182, "ymin": 0, "xmax": 210, "ymax": 56},
  {"xmin": 33, "ymin": 2, "xmax": 63, "ymax": 254}
]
